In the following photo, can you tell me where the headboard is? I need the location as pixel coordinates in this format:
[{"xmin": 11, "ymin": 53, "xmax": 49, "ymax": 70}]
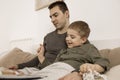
[
  {"xmin": 90, "ymin": 38, "xmax": 120, "ymax": 50},
  {"xmin": 0, "ymin": 38, "xmax": 119, "ymax": 66},
  {"xmin": 9, "ymin": 38, "xmax": 39, "ymax": 54},
  {"xmin": 8, "ymin": 38, "xmax": 120, "ymax": 53}
]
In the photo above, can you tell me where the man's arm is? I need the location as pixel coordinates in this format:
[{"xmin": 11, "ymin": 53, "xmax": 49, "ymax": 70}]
[
  {"xmin": 9, "ymin": 56, "xmax": 39, "ymax": 70},
  {"xmin": 18, "ymin": 56, "xmax": 39, "ymax": 69}
]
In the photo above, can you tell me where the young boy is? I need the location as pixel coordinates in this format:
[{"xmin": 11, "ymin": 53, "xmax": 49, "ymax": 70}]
[
  {"xmin": 1, "ymin": 21, "xmax": 110, "ymax": 80},
  {"xmin": 59, "ymin": 21, "xmax": 110, "ymax": 80}
]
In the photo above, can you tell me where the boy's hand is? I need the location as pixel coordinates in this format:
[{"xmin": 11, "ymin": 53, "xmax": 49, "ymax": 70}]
[
  {"xmin": 80, "ymin": 63, "xmax": 104, "ymax": 73},
  {"xmin": 37, "ymin": 44, "xmax": 45, "ymax": 63},
  {"xmin": 80, "ymin": 63, "xmax": 95, "ymax": 73}
]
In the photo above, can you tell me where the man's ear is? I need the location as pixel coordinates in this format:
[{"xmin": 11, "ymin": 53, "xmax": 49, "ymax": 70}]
[
  {"xmin": 81, "ymin": 37, "xmax": 87, "ymax": 44},
  {"xmin": 65, "ymin": 10, "xmax": 69, "ymax": 18}
]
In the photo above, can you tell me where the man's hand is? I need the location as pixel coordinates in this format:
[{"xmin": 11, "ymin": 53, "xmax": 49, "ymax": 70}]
[
  {"xmin": 59, "ymin": 72, "xmax": 82, "ymax": 80},
  {"xmin": 8, "ymin": 65, "xmax": 18, "ymax": 70},
  {"xmin": 37, "ymin": 44, "xmax": 45, "ymax": 63},
  {"xmin": 2, "ymin": 69, "xmax": 24, "ymax": 76}
]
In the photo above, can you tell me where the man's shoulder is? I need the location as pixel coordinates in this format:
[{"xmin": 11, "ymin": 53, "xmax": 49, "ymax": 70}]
[
  {"xmin": 47, "ymin": 30, "xmax": 56, "ymax": 35},
  {"xmin": 44, "ymin": 30, "xmax": 56, "ymax": 39}
]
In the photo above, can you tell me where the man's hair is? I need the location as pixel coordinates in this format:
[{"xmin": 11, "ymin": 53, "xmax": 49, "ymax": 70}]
[
  {"xmin": 68, "ymin": 21, "xmax": 90, "ymax": 38},
  {"xmin": 48, "ymin": 1, "xmax": 69, "ymax": 13}
]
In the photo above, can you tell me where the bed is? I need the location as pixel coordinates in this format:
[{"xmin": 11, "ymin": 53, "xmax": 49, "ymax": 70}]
[{"xmin": 0, "ymin": 38, "xmax": 120, "ymax": 80}]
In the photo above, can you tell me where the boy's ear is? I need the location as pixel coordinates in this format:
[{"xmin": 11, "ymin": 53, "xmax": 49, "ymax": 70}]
[{"xmin": 81, "ymin": 37, "xmax": 87, "ymax": 44}]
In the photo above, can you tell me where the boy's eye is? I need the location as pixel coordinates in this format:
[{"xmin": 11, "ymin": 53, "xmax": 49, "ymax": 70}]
[{"xmin": 70, "ymin": 35, "xmax": 75, "ymax": 39}]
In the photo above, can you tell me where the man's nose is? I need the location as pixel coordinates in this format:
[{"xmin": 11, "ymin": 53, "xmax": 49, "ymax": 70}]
[{"xmin": 51, "ymin": 17, "xmax": 56, "ymax": 22}]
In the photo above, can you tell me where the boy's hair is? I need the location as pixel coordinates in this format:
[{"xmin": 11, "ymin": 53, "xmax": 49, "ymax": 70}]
[
  {"xmin": 48, "ymin": 1, "xmax": 69, "ymax": 14},
  {"xmin": 69, "ymin": 21, "xmax": 90, "ymax": 38}
]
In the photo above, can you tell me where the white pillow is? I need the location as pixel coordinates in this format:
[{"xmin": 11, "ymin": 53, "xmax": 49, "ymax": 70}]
[
  {"xmin": 9, "ymin": 38, "xmax": 39, "ymax": 54},
  {"xmin": 0, "ymin": 48, "xmax": 36, "ymax": 68},
  {"xmin": 105, "ymin": 65, "xmax": 120, "ymax": 80}
]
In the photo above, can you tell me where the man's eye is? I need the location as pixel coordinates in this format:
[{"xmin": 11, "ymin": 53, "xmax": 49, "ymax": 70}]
[{"xmin": 54, "ymin": 14, "xmax": 58, "ymax": 17}]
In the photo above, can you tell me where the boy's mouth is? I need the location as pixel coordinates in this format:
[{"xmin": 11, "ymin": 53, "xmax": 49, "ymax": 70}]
[{"xmin": 67, "ymin": 42, "xmax": 72, "ymax": 46}]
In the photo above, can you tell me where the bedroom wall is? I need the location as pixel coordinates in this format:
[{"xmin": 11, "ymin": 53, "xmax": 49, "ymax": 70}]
[
  {"xmin": 0, "ymin": 0, "xmax": 120, "ymax": 53},
  {"xmin": 0, "ymin": 0, "xmax": 37, "ymax": 52},
  {"xmin": 66, "ymin": 0, "xmax": 120, "ymax": 40},
  {"xmin": 35, "ymin": 0, "xmax": 120, "ymax": 42},
  {"xmin": 0, "ymin": 0, "xmax": 11, "ymax": 52}
]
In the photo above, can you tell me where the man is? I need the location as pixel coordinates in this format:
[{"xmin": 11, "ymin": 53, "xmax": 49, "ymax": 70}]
[{"xmin": 9, "ymin": 1, "xmax": 70, "ymax": 70}]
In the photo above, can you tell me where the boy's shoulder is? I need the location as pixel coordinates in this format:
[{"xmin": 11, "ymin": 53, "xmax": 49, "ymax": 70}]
[{"xmin": 81, "ymin": 42, "xmax": 98, "ymax": 51}]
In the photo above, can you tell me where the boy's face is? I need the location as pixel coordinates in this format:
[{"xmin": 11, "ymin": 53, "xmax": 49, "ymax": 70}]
[
  {"xmin": 49, "ymin": 6, "xmax": 69, "ymax": 30},
  {"xmin": 66, "ymin": 29, "xmax": 86, "ymax": 48}
]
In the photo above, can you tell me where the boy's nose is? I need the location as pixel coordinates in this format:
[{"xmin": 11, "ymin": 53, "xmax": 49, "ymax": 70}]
[{"xmin": 66, "ymin": 36, "xmax": 70, "ymax": 41}]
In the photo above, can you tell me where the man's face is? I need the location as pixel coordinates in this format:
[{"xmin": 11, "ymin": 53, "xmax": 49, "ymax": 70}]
[{"xmin": 49, "ymin": 6, "xmax": 68, "ymax": 30}]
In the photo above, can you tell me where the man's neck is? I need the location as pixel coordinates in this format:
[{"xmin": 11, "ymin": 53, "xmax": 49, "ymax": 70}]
[
  {"xmin": 57, "ymin": 27, "xmax": 67, "ymax": 34},
  {"xmin": 57, "ymin": 21, "xmax": 69, "ymax": 34}
]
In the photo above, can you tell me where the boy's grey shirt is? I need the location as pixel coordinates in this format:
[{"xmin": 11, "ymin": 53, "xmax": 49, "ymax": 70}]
[{"xmin": 55, "ymin": 41, "xmax": 110, "ymax": 72}]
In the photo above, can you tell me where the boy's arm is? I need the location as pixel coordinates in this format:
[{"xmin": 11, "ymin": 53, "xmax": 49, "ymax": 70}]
[
  {"xmin": 87, "ymin": 45, "xmax": 110, "ymax": 73},
  {"xmin": 37, "ymin": 44, "xmax": 45, "ymax": 63}
]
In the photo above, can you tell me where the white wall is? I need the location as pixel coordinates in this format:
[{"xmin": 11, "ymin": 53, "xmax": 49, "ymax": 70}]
[
  {"xmin": 0, "ymin": 0, "xmax": 37, "ymax": 52},
  {"xmin": 0, "ymin": 0, "xmax": 120, "ymax": 52},
  {"xmin": 0, "ymin": 0, "xmax": 11, "ymax": 52},
  {"xmin": 65, "ymin": 0, "xmax": 120, "ymax": 40}
]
